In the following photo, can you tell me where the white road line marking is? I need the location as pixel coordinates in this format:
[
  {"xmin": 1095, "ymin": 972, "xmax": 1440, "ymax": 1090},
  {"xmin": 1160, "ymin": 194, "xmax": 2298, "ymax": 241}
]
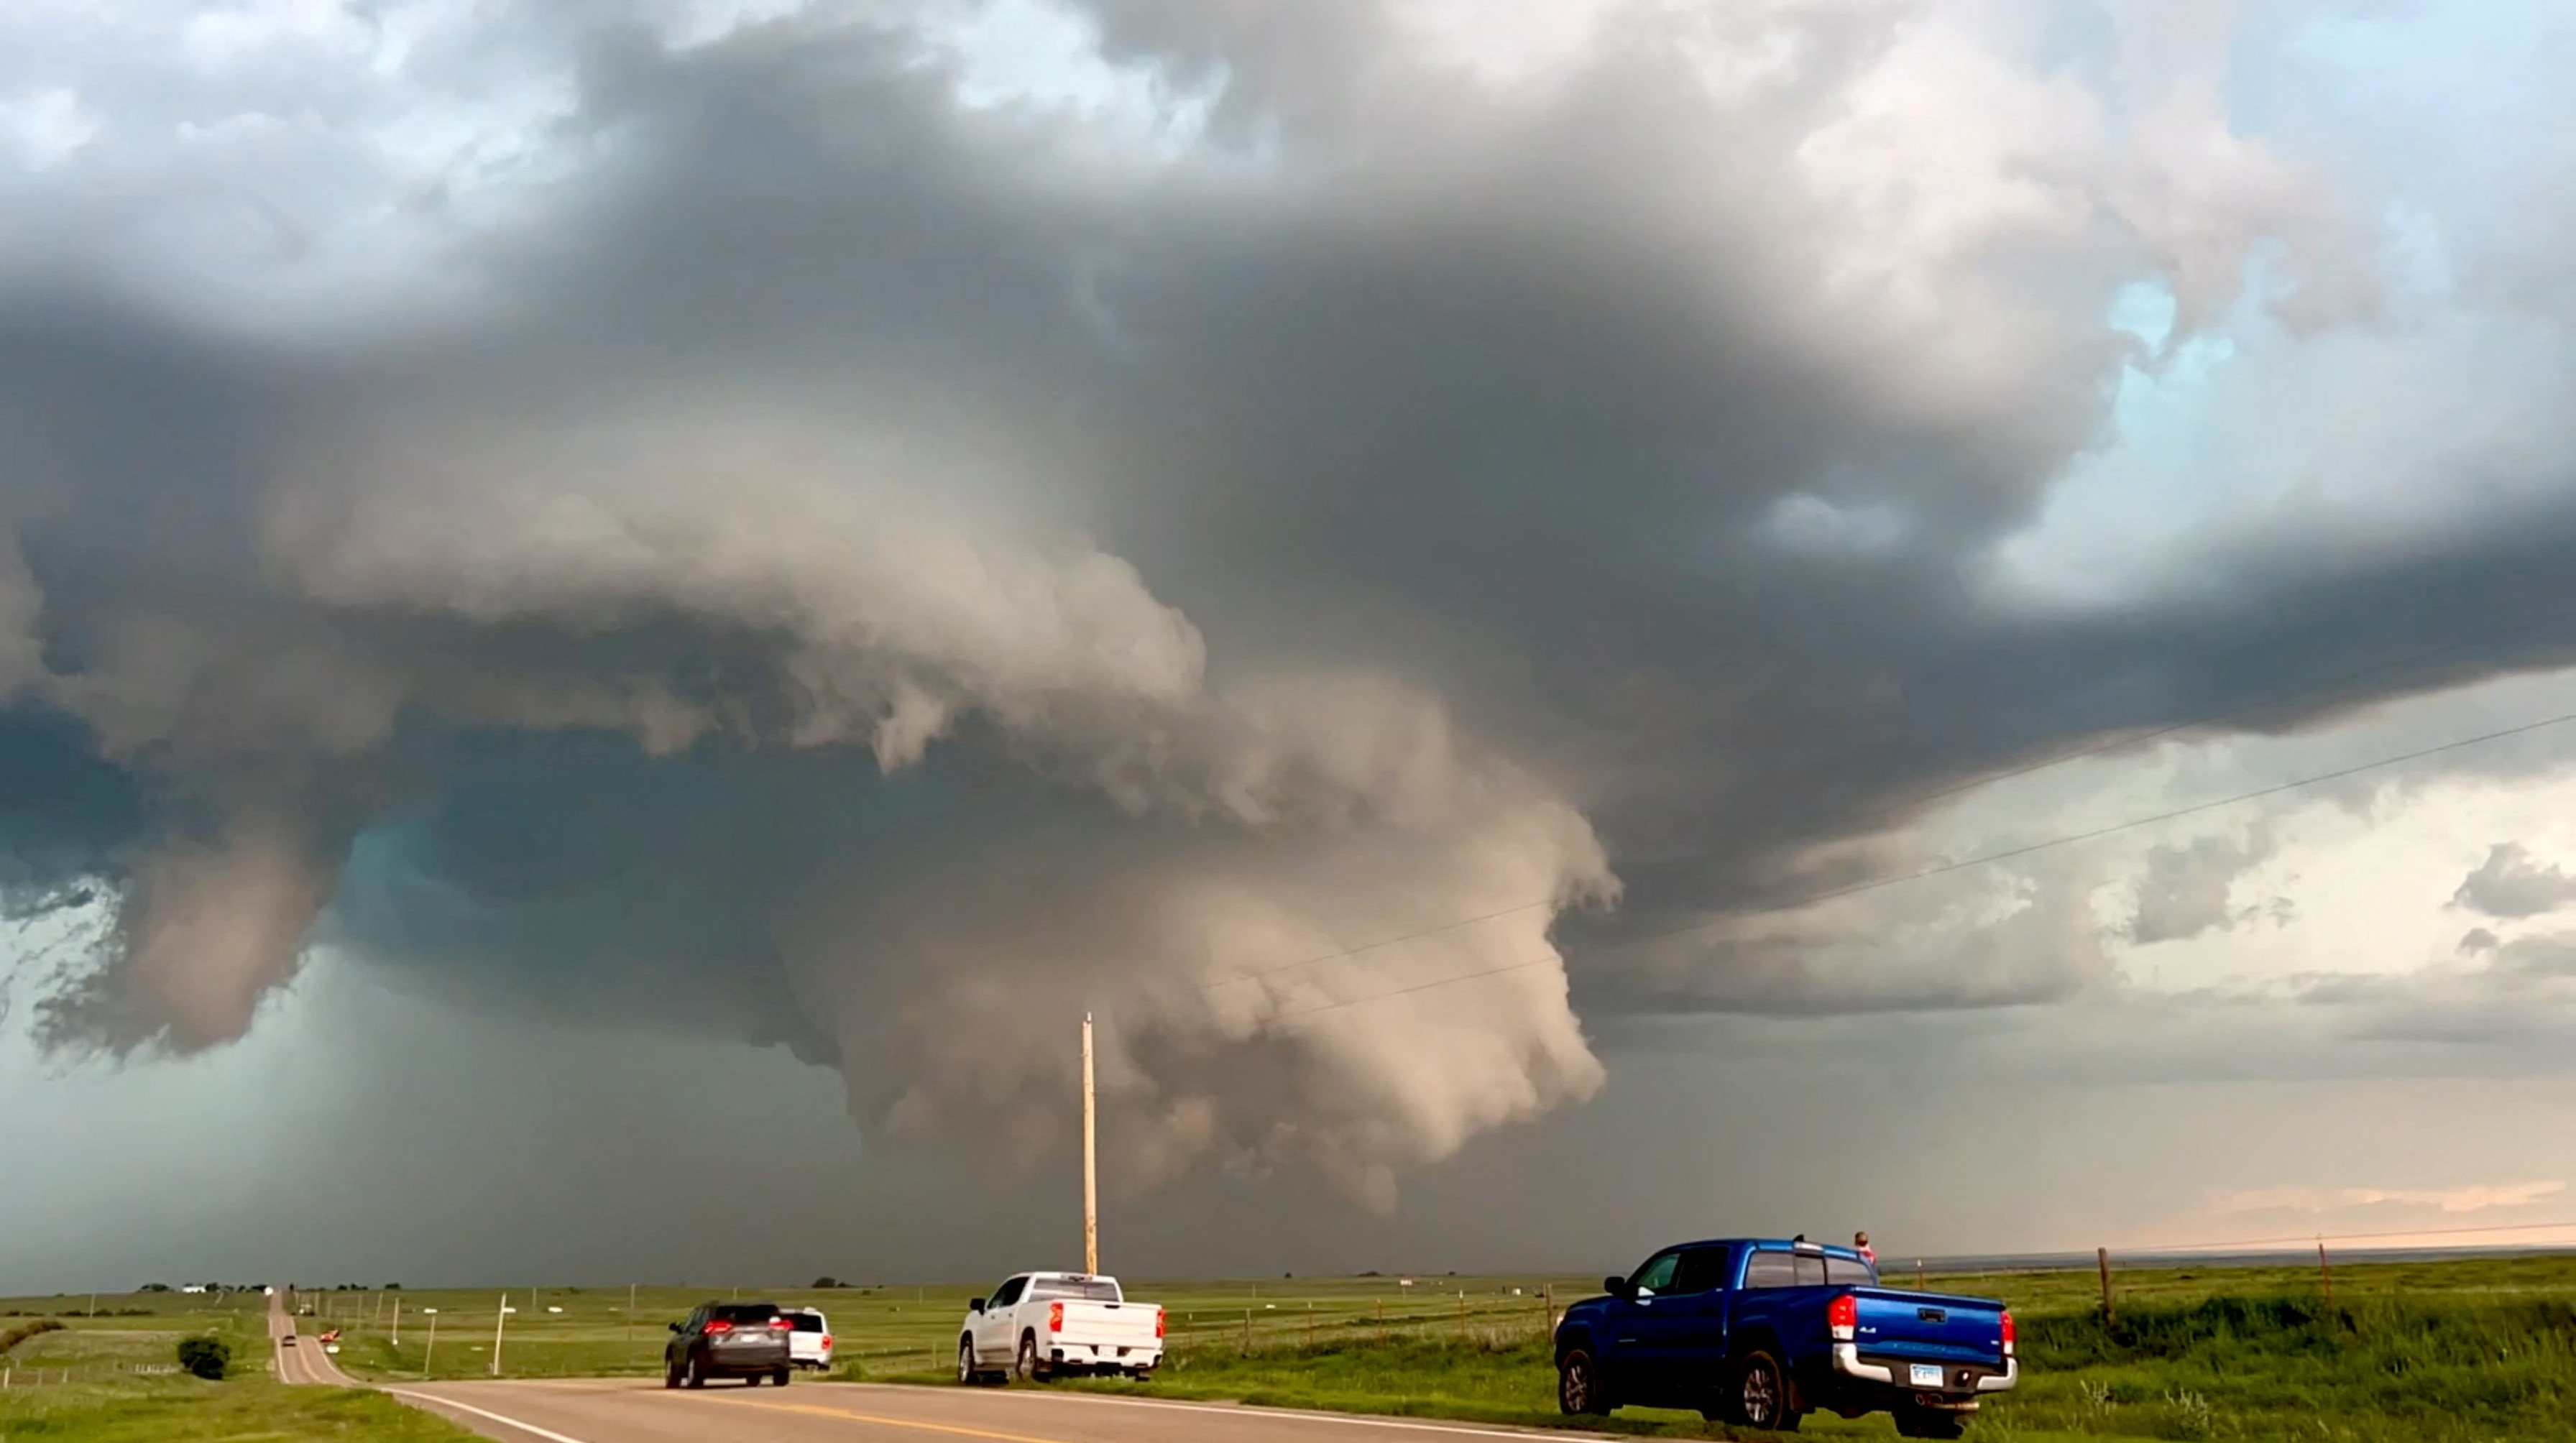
[
  {"xmin": 845, "ymin": 1385, "xmax": 1603, "ymax": 1440},
  {"xmin": 387, "ymin": 1389, "xmax": 601, "ymax": 1443}
]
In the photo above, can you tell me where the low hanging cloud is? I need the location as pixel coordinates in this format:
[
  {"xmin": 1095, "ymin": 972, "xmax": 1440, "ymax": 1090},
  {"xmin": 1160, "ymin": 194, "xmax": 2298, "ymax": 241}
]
[
  {"xmin": 6, "ymin": 0, "xmax": 2576, "ymax": 1204},
  {"xmin": 2128, "ymin": 828, "xmax": 2286, "ymax": 944},
  {"xmin": 2451, "ymin": 842, "xmax": 2576, "ymax": 919}
]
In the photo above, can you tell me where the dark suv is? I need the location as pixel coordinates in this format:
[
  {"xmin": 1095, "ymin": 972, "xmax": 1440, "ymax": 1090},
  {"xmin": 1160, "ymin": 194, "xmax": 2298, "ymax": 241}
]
[{"xmin": 665, "ymin": 1301, "xmax": 794, "ymax": 1388}]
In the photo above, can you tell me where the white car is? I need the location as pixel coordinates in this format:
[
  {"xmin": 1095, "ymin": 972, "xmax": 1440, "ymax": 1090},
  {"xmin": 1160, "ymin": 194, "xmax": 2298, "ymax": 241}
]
[
  {"xmin": 783, "ymin": 1308, "xmax": 832, "ymax": 1370},
  {"xmin": 958, "ymin": 1272, "xmax": 1162, "ymax": 1384}
]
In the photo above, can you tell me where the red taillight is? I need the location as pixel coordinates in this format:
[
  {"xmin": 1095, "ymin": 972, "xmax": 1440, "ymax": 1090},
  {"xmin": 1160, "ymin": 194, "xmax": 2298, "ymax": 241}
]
[
  {"xmin": 704, "ymin": 1320, "xmax": 734, "ymax": 1334},
  {"xmin": 770, "ymin": 1318, "xmax": 792, "ymax": 1330},
  {"xmin": 820, "ymin": 1335, "xmax": 832, "ymax": 1349},
  {"xmin": 1154, "ymin": 1309, "xmax": 1165, "ymax": 1339},
  {"xmin": 1827, "ymin": 1294, "xmax": 1857, "ymax": 1342},
  {"xmin": 1048, "ymin": 1301, "xmax": 1064, "ymax": 1333},
  {"xmin": 2000, "ymin": 1309, "xmax": 2015, "ymax": 1357}
]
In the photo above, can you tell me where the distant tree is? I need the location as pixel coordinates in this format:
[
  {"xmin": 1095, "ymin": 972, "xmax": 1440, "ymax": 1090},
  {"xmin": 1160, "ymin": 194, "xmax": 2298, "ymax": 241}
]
[
  {"xmin": 140, "ymin": 1283, "xmax": 172, "ymax": 1293},
  {"xmin": 176, "ymin": 1334, "xmax": 231, "ymax": 1380},
  {"xmin": 385, "ymin": 1283, "xmax": 402, "ymax": 1291},
  {"xmin": 811, "ymin": 1276, "xmax": 843, "ymax": 1289}
]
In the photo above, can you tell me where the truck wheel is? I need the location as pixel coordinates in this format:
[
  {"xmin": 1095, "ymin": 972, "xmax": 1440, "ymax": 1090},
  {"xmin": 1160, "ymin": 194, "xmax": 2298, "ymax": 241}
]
[
  {"xmin": 1557, "ymin": 1347, "xmax": 1611, "ymax": 1416},
  {"xmin": 774, "ymin": 1368, "xmax": 791, "ymax": 1388},
  {"xmin": 1895, "ymin": 1408, "xmax": 1966, "ymax": 1439},
  {"xmin": 958, "ymin": 1338, "xmax": 980, "ymax": 1385},
  {"xmin": 663, "ymin": 1357, "xmax": 681, "ymax": 1389},
  {"xmin": 1734, "ymin": 1351, "xmax": 1799, "ymax": 1431},
  {"xmin": 1016, "ymin": 1332, "xmax": 1052, "ymax": 1383}
]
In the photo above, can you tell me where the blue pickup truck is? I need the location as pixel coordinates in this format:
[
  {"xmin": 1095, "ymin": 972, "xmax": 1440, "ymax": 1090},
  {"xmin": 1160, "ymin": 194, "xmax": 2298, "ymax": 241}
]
[{"xmin": 1553, "ymin": 1237, "xmax": 2015, "ymax": 1437}]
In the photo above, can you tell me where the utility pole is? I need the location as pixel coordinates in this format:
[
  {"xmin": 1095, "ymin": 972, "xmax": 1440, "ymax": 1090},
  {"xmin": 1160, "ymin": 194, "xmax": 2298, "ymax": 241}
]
[
  {"xmin": 1082, "ymin": 1012, "xmax": 1099, "ymax": 1277},
  {"xmin": 492, "ymin": 1294, "xmax": 509, "ymax": 1376},
  {"xmin": 423, "ymin": 1310, "xmax": 438, "ymax": 1375},
  {"xmin": 391, "ymin": 1296, "xmax": 400, "ymax": 1347}
]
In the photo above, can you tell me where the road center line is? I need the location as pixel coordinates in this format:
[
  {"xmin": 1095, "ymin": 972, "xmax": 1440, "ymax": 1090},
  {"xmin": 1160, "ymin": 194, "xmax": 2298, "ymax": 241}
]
[
  {"xmin": 731, "ymin": 1398, "xmax": 1082, "ymax": 1442},
  {"xmin": 387, "ymin": 1388, "xmax": 602, "ymax": 1443}
]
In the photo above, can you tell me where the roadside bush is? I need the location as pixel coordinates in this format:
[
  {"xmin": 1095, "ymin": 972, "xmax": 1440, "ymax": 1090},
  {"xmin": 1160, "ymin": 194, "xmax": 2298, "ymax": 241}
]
[
  {"xmin": 0, "ymin": 1318, "xmax": 65, "ymax": 1354},
  {"xmin": 176, "ymin": 1334, "xmax": 232, "ymax": 1380}
]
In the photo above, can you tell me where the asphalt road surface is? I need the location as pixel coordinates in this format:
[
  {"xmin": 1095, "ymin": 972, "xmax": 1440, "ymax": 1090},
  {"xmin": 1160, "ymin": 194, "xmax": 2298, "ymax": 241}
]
[
  {"xmin": 266, "ymin": 1291, "xmax": 361, "ymax": 1387},
  {"xmin": 262, "ymin": 1291, "xmax": 1585, "ymax": 1443},
  {"xmin": 384, "ymin": 1378, "xmax": 1594, "ymax": 1443}
]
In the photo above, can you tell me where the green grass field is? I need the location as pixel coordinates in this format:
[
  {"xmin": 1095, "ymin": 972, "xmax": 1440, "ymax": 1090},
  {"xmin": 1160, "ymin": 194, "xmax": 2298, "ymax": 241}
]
[
  {"xmin": 4, "ymin": 1253, "xmax": 2573, "ymax": 1439},
  {"xmin": 0, "ymin": 1288, "xmax": 478, "ymax": 1440}
]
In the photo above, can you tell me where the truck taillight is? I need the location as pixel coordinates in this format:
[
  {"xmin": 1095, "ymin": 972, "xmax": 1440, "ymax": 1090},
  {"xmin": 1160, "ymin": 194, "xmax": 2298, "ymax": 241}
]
[
  {"xmin": 1826, "ymin": 1293, "xmax": 1857, "ymax": 1342},
  {"xmin": 1155, "ymin": 1309, "xmax": 1165, "ymax": 1339},
  {"xmin": 704, "ymin": 1320, "xmax": 734, "ymax": 1334},
  {"xmin": 2000, "ymin": 1309, "xmax": 2015, "ymax": 1357},
  {"xmin": 1049, "ymin": 1301, "xmax": 1064, "ymax": 1333},
  {"xmin": 821, "ymin": 1335, "xmax": 832, "ymax": 1349},
  {"xmin": 770, "ymin": 1318, "xmax": 792, "ymax": 1330}
]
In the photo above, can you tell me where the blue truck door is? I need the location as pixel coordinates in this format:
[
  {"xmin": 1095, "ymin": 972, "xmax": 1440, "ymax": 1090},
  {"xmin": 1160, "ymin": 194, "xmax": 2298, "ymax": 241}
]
[
  {"xmin": 1653, "ymin": 1245, "xmax": 1736, "ymax": 1398},
  {"xmin": 1602, "ymin": 1249, "xmax": 1683, "ymax": 1400}
]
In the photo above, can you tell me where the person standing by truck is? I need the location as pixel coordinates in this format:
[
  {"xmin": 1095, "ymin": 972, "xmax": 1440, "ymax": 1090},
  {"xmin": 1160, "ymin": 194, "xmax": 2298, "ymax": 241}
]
[{"xmin": 1855, "ymin": 1231, "xmax": 1877, "ymax": 1265}]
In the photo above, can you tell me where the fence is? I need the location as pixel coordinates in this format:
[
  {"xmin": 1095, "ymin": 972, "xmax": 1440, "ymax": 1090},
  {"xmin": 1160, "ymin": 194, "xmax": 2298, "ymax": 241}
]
[{"xmin": 1, "ymin": 1361, "xmax": 183, "ymax": 1388}]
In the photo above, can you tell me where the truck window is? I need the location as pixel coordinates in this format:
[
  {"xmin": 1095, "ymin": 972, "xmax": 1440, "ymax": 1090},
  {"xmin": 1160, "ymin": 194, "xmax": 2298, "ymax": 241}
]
[
  {"xmin": 1826, "ymin": 1256, "xmax": 1876, "ymax": 1286},
  {"xmin": 1631, "ymin": 1251, "xmax": 1682, "ymax": 1296},
  {"xmin": 1029, "ymin": 1278, "xmax": 1123, "ymax": 1302},
  {"xmin": 991, "ymin": 1278, "xmax": 1027, "ymax": 1308},
  {"xmin": 1742, "ymin": 1250, "xmax": 1796, "ymax": 1288},
  {"xmin": 1795, "ymin": 1254, "xmax": 1827, "ymax": 1286},
  {"xmin": 1669, "ymin": 1246, "xmax": 1733, "ymax": 1296}
]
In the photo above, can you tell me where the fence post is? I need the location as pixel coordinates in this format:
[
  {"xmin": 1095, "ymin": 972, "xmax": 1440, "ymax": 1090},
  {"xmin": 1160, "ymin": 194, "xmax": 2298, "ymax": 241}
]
[
  {"xmin": 1457, "ymin": 1291, "xmax": 1467, "ymax": 1342},
  {"xmin": 2317, "ymin": 1240, "xmax": 2333, "ymax": 1307},
  {"xmin": 2097, "ymin": 1247, "xmax": 2114, "ymax": 1324},
  {"xmin": 1916, "ymin": 1259, "xmax": 1926, "ymax": 1290},
  {"xmin": 1375, "ymin": 1298, "xmax": 1383, "ymax": 1346},
  {"xmin": 1542, "ymin": 1283, "xmax": 1554, "ymax": 1340},
  {"xmin": 1242, "ymin": 1309, "xmax": 1251, "ymax": 1356}
]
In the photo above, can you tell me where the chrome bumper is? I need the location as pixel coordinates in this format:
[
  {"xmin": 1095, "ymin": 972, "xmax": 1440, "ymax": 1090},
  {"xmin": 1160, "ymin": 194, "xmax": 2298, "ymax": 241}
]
[{"xmin": 1830, "ymin": 1345, "xmax": 2017, "ymax": 1394}]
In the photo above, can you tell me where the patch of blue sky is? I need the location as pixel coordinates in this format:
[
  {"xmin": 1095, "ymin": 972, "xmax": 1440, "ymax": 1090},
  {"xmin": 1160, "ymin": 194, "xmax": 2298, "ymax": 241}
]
[
  {"xmin": 1980, "ymin": 265, "xmax": 2273, "ymax": 613},
  {"xmin": 921, "ymin": 0, "xmax": 1226, "ymax": 165},
  {"xmin": 2255, "ymin": 0, "xmax": 2570, "ymax": 236}
]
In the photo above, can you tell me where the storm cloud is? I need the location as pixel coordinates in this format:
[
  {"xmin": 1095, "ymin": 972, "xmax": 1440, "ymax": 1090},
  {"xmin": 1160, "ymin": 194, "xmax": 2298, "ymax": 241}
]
[{"xmin": 7, "ymin": 0, "xmax": 2576, "ymax": 1210}]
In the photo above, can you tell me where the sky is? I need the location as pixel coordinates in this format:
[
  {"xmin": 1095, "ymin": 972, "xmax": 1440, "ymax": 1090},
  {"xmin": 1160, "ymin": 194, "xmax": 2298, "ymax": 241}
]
[{"xmin": 6, "ymin": 0, "xmax": 2576, "ymax": 1292}]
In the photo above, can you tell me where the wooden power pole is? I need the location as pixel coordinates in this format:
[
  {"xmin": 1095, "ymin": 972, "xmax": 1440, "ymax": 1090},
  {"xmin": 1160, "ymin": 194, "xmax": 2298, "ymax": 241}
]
[{"xmin": 1082, "ymin": 1013, "xmax": 1100, "ymax": 1277}]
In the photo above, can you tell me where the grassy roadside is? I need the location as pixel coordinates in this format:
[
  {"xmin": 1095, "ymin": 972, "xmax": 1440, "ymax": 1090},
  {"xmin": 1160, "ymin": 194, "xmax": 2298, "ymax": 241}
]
[
  {"xmin": 0, "ymin": 1292, "xmax": 481, "ymax": 1442},
  {"xmin": 6, "ymin": 1255, "xmax": 2573, "ymax": 1440},
  {"xmin": 1016, "ymin": 1256, "xmax": 2576, "ymax": 1442}
]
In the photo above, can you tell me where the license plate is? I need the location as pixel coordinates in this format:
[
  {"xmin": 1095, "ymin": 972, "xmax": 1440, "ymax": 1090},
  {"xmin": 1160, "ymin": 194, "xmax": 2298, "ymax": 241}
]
[{"xmin": 1910, "ymin": 1364, "xmax": 1945, "ymax": 1388}]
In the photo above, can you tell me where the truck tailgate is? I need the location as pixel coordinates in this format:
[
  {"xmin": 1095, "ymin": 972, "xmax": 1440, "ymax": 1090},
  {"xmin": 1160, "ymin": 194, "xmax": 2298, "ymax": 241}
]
[
  {"xmin": 1056, "ymin": 1301, "xmax": 1159, "ymax": 1348},
  {"xmin": 1849, "ymin": 1288, "xmax": 2007, "ymax": 1365}
]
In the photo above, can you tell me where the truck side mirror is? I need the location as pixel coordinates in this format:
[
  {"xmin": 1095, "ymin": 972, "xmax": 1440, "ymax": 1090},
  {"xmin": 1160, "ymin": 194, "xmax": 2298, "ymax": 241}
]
[
  {"xmin": 1604, "ymin": 1276, "xmax": 1634, "ymax": 1299},
  {"xmin": 968, "ymin": 1299, "xmax": 985, "ymax": 1314},
  {"xmin": 667, "ymin": 1322, "xmax": 681, "ymax": 1333}
]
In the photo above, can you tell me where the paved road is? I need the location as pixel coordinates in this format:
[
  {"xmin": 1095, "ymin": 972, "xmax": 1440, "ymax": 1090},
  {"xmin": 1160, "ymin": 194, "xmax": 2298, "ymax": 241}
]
[
  {"xmin": 385, "ymin": 1378, "xmax": 1592, "ymax": 1443},
  {"xmin": 263, "ymin": 1290, "xmax": 1585, "ymax": 1443},
  {"xmin": 266, "ymin": 1291, "xmax": 361, "ymax": 1386}
]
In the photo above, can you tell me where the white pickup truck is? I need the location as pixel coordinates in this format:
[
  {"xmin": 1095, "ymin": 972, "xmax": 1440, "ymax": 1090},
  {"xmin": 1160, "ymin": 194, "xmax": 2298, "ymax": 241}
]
[{"xmin": 957, "ymin": 1272, "xmax": 1163, "ymax": 1384}]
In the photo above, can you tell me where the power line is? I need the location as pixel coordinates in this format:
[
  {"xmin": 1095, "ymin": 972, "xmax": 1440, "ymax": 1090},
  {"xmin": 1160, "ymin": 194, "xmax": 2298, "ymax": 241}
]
[
  {"xmin": 1259, "ymin": 696, "xmax": 2576, "ymax": 1020},
  {"xmin": 1201, "ymin": 620, "xmax": 2576, "ymax": 1002}
]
